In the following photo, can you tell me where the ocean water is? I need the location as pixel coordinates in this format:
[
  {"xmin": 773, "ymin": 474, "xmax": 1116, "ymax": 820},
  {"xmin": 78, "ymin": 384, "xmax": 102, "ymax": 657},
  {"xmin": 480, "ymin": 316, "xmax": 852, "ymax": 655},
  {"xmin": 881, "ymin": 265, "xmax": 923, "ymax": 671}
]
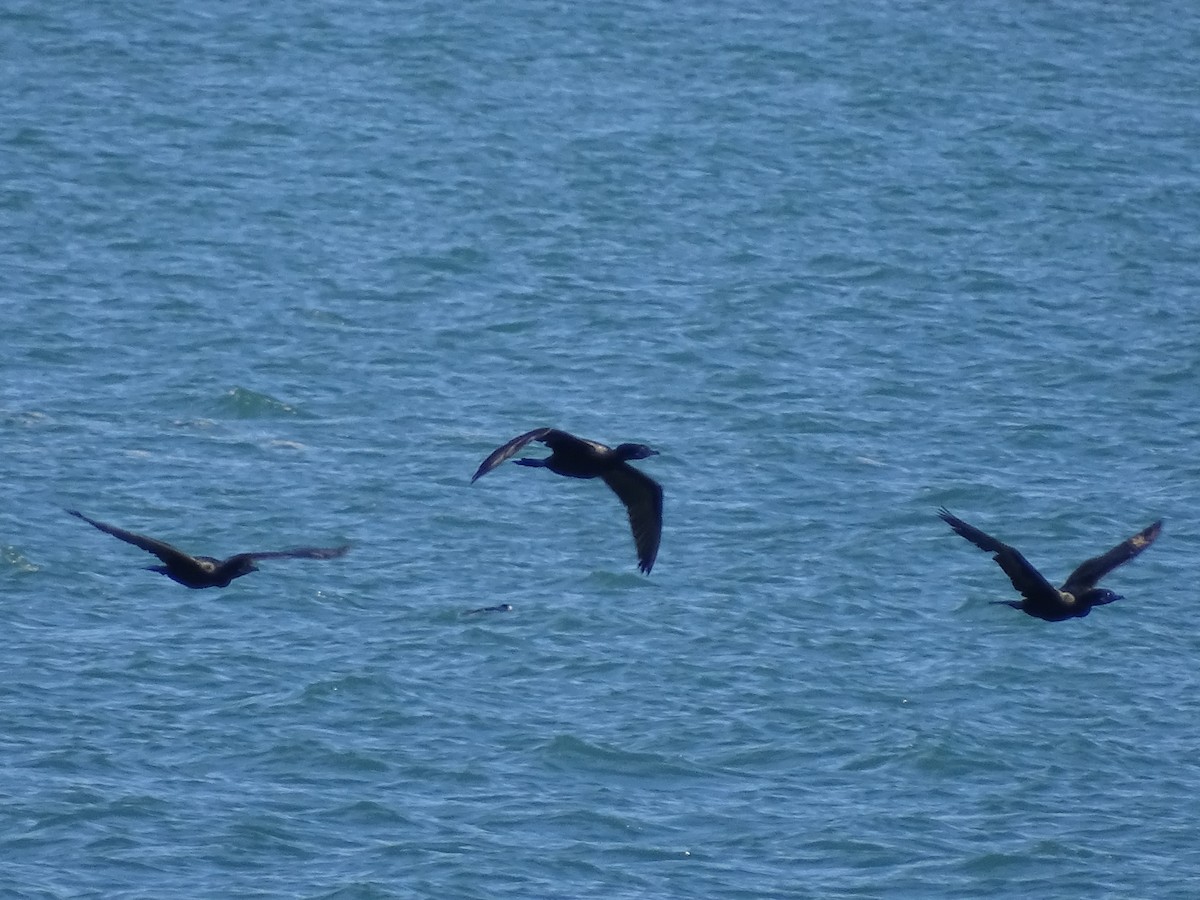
[{"xmin": 3, "ymin": 0, "xmax": 1200, "ymax": 896}]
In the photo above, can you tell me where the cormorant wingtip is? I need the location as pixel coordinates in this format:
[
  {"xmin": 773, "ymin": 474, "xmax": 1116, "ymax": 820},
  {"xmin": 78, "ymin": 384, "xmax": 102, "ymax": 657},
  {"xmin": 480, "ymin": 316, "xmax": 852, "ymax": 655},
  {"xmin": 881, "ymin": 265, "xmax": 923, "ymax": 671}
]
[{"xmin": 936, "ymin": 506, "xmax": 959, "ymax": 526}]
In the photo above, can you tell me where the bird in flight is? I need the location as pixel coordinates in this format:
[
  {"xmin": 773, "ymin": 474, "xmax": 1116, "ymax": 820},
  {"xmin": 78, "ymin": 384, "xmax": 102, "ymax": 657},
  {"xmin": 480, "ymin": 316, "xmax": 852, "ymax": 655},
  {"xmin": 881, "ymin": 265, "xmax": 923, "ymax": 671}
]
[
  {"xmin": 937, "ymin": 507, "xmax": 1161, "ymax": 621},
  {"xmin": 471, "ymin": 428, "xmax": 663, "ymax": 574},
  {"xmin": 68, "ymin": 509, "xmax": 350, "ymax": 589}
]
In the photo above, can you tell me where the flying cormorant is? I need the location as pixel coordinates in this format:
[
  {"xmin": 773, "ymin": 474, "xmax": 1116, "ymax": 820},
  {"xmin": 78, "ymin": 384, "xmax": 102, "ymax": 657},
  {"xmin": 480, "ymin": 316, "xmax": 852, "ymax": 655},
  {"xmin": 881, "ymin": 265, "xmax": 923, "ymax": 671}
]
[
  {"xmin": 937, "ymin": 507, "xmax": 1161, "ymax": 621},
  {"xmin": 471, "ymin": 428, "xmax": 663, "ymax": 574},
  {"xmin": 68, "ymin": 509, "xmax": 350, "ymax": 589}
]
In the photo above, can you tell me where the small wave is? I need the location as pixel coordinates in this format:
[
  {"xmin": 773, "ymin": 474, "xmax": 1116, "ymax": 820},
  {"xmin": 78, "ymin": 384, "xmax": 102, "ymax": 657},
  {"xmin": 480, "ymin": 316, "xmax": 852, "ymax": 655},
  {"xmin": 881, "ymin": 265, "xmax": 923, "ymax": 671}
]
[
  {"xmin": 219, "ymin": 387, "xmax": 308, "ymax": 419},
  {"xmin": 1, "ymin": 546, "xmax": 39, "ymax": 574}
]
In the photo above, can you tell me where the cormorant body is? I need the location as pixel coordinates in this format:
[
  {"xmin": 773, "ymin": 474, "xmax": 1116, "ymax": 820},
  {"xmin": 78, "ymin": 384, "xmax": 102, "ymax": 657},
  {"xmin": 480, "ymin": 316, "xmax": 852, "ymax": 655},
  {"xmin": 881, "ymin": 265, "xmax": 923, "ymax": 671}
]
[
  {"xmin": 938, "ymin": 507, "xmax": 1161, "ymax": 621},
  {"xmin": 471, "ymin": 428, "xmax": 663, "ymax": 574},
  {"xmin": 68, "ymin": 510, "xmax": 350, "ymax": 589}
]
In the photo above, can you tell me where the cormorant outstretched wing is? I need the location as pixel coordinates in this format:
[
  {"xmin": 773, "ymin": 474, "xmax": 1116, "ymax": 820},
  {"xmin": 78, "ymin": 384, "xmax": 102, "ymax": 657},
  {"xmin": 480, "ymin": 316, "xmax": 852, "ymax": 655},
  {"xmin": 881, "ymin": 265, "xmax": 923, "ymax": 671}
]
[
  {"xmin": 937, "ymin": 508, "xmax": 1060, "ymax": 612},
  {"xmin": 539, "ymin": 430, "xmax": 609, "ymax": 457},
  {"xmin": 602, "ymin": 464, "xmax": 663, "ymax": 574},
  {"xmin": 67, "ymin": 509, "xmax": 197, "ymax": 568},
  {"xmin": 470, "ymin": 428, "xmax": 555, "ymax": 482},
  {"xmin": 1060, "ymin": 520, "xmax": 1162, "ymax": 595},
  {"xmin": 229, "ymin": 545, "xmax": 351, "ymax": 564}
]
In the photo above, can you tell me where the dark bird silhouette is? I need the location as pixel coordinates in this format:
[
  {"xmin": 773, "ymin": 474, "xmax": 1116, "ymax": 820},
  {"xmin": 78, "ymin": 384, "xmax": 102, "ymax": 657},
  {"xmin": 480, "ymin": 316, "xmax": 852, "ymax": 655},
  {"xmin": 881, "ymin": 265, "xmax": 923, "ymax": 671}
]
[
  {"xmin": 67, "ymin": 510, "xmax": 350, "ymax": 589},
  {"xmin": 471, "ymin": 428, "xmax": 663, "ymax": 574},
  {"xmin": 465, "ymin": 603, "xmax": 513, "ymax": 615},
  {"xmin": 937, "ymin": 507, "xmax": 1162, "ymax": 621}
]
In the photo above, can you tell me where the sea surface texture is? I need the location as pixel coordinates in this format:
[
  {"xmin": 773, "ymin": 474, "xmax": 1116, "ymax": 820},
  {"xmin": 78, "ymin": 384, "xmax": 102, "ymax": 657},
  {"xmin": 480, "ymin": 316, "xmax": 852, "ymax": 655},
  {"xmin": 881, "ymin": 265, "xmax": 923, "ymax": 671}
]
[{"xmin": 3, "ymin": 1, "xmax": 1200, "ymax": 897}]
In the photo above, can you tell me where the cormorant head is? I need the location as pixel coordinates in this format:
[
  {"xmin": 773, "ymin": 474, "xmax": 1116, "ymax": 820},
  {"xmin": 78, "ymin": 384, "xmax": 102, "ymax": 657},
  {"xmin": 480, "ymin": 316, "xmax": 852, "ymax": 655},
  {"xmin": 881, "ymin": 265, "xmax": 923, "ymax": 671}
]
[
  {"xmin": 234, "ymin": 558, "xmax": 259, "ymax": 577},
  {"xmin": 1082, "ymin": 588, "xmax": 1122, "ymax": 608},
  {"xmin": 613, "ymin": 443, "xmax": 659, "ymax": 461}
]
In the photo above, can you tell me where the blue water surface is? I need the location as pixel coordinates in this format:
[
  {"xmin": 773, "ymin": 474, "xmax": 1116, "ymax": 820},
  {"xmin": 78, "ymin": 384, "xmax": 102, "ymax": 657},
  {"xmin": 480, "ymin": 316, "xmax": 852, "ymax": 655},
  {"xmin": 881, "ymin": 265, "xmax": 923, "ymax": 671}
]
[{"xmin": 3, "ymin": 1, "xmax": 1200, "ymax": 897}]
